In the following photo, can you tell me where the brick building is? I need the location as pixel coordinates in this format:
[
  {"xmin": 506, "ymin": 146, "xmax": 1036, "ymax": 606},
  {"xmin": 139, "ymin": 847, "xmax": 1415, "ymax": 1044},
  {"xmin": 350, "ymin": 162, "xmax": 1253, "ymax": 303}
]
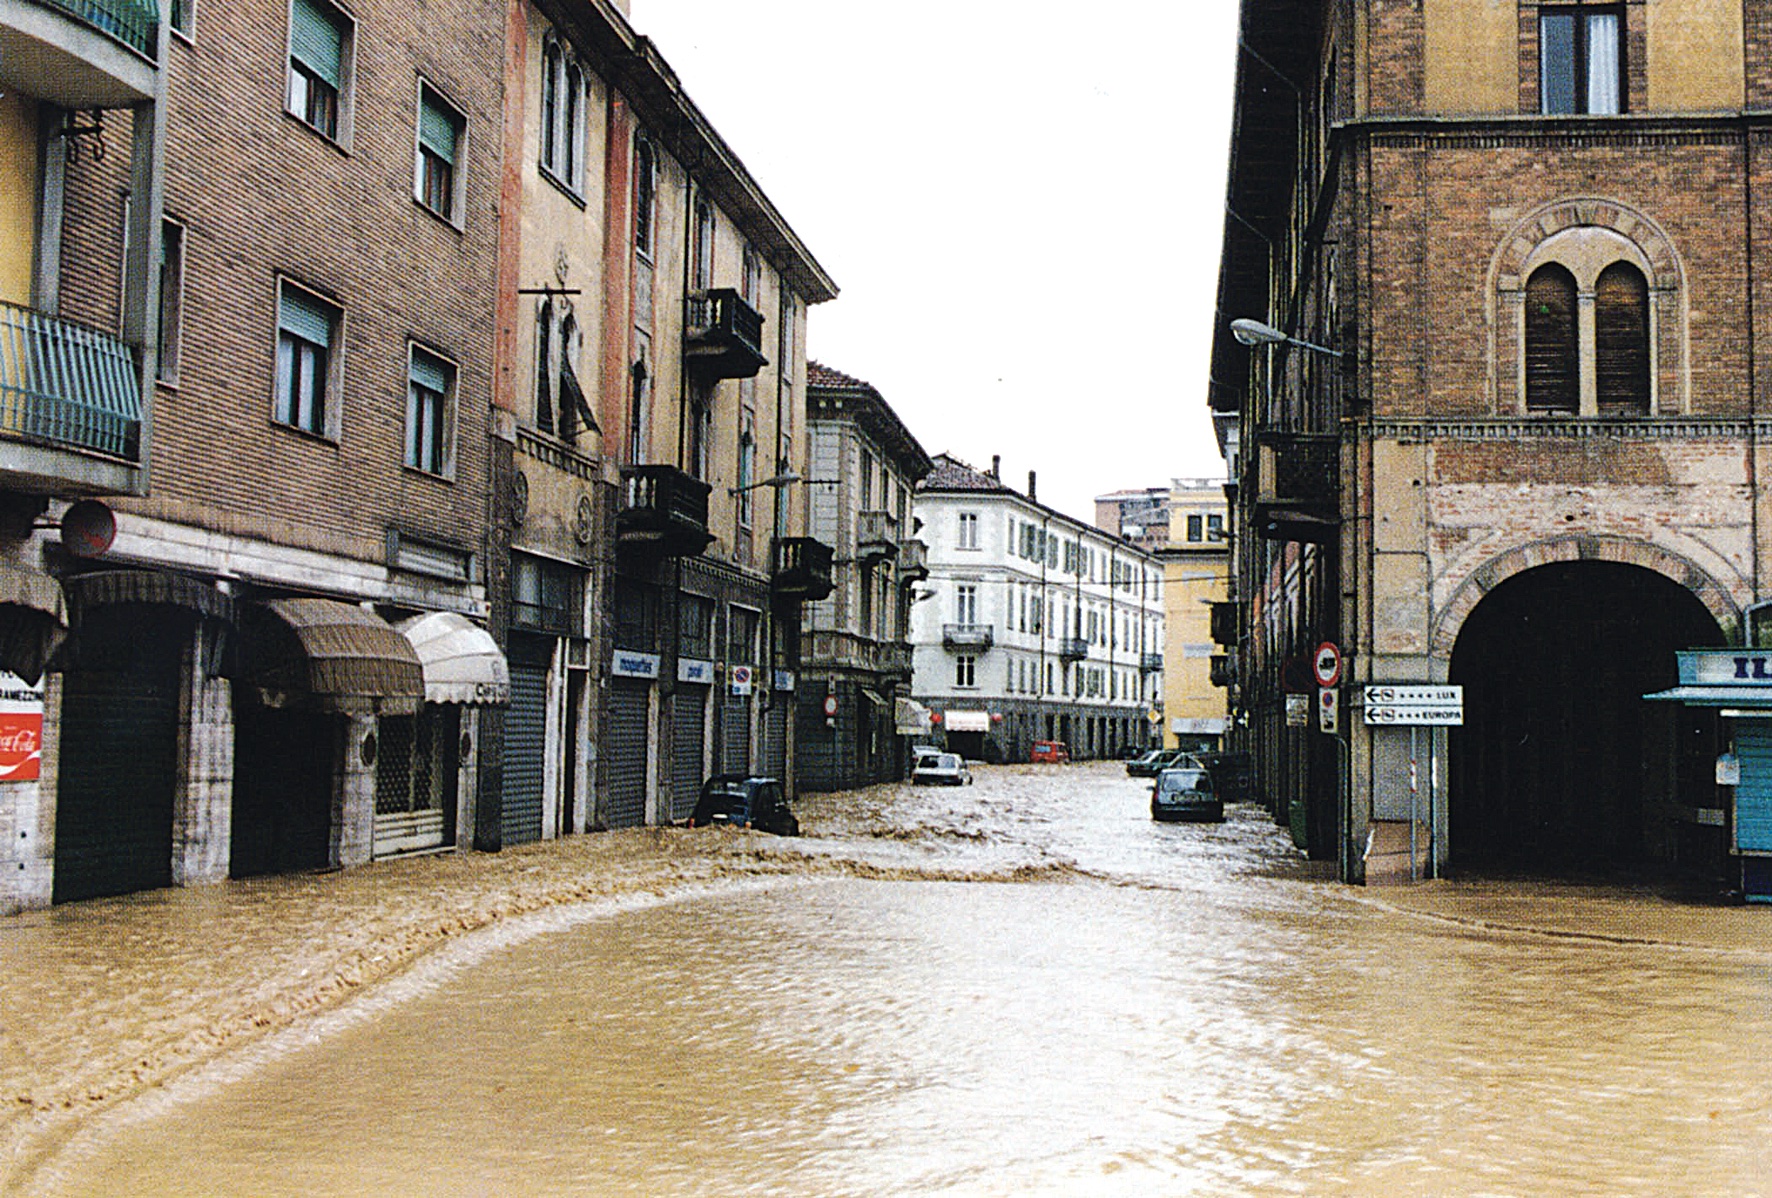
[
  {"xmin": 0, "ymin": 0, "xmax": 833, "ymax": 913},
  {"xmin": 796, "ymin": 362, "xmax": 932, "ymax": 792},
  {"xmin": 1212, "ymin": 0, "xmax": 1769, "ymax": 883}
]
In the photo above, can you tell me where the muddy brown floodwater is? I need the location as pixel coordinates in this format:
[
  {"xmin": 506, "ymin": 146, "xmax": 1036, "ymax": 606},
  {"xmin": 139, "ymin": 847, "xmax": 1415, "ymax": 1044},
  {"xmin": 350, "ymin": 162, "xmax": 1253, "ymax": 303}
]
[{"xmin": 9, "ymin": 762, "xmax": 1772, "ymax": 1196}]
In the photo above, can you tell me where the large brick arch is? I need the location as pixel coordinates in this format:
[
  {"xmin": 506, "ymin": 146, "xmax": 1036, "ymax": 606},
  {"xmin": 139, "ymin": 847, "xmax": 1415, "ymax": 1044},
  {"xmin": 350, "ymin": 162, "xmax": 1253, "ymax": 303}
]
[
  {"xmin": 1485, "ymin": 196, "xmax": 1689, "ymax": 414},
  {"xmin": 1431, "ymin": 535, "xmax": 1739, "ymax": 659}
]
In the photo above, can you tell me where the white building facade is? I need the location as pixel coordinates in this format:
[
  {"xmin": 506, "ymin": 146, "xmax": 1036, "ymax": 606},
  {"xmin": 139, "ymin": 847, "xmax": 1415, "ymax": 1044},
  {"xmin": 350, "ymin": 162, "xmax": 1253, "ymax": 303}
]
[{"xmin": 911, "ymin": 456, "xmax": 1164, "ymax": 761}]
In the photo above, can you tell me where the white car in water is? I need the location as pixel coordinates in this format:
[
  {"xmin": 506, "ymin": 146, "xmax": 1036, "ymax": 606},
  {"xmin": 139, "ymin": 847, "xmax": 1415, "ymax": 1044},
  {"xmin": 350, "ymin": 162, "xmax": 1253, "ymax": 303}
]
[{"xmin": 912, "ymin": 752, "xmax": 972, "ymax": 786}]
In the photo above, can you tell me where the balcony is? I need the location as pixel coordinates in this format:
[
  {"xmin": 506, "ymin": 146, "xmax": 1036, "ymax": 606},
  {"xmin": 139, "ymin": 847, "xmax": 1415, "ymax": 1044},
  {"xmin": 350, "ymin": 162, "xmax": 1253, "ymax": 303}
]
[
  {"xmin": 897, "ymin": 538, "xmax": 928, "ymax": 583},
  {"xmin": 617, "ymin": 465, "xmax": 712, "ymax": 558},
  {"xmin": 856, "ymin": 509, "xmax": 899, "ymax": 563},
  {"xmin": 685, "ymin": 289, "xmax": 767, "ymax": 380},
  {"xmin": 0, "ymin": 301, "xmax": 143, "ymax": 494},
  {"xmin": 1140, "ymin": 652, "xmax": 1164, "ymax": 672},
  {"xmin": 1210, "ymin": 655, "xmax": 1234, "ymax": 688},
  {"xmin": 941, "ymin": 623, "xmax": 993, "ymax": 651},
  {"xmin": 6, "ymin": 0, "xmax": 159, "ymax": 108},
  {"xmin": 1058, "ymin": 637, "xmax": 1089, "ymax": 662},
  {"xmin": 801, "ymin": 629, "xmax": 912, "ymax": 678},
  {"xmin": 772, "ymin": 536, "xmax": 834, "ymax": 603},
  {"xmin": 1253, "ymin": 431, "xmax": 1338, "ymax": 543}
]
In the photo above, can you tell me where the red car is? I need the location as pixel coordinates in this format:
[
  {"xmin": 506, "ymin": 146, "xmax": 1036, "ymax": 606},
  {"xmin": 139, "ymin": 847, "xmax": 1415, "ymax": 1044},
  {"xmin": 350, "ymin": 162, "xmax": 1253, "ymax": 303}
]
[{"xmin": 1029, "ymin": 740, "xmax": 1070, "ymax": 764}]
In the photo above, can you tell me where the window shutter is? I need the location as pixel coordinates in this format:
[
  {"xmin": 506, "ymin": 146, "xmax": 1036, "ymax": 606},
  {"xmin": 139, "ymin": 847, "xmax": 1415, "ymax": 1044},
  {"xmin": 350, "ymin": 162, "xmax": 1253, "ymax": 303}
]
[
  {"xmin": 279, "ymin": 287, "xmax": 334, "ymax": 348},
  {"xmin": 410, "ymin": 349, "xmax": 450, "ymax": 395},
  {"xmin": 1595, "ymin": 262, "xmax": 1649, "ymax": 416},
  {"xmin": 1524, "ymin": 264, "xmax": 1577, "ymax": 412},
  {"xmin": 290, "ymin": 0, "xmax": 344, "ymax": 87},
  {"xmin": 419, "ymin": 92, "xmax": 459, "ymax": 164}
]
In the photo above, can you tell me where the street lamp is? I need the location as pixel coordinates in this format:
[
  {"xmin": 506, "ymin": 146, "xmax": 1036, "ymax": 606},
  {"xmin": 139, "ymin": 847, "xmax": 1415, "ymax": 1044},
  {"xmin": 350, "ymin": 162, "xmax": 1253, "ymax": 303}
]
[
  {"xmin": 729, "ymin": 470, "xmax": 801, "ymax": 496},
  {"xmin": 1230, "ymin": 317, "xmax": 1342, "ymax": 360}
]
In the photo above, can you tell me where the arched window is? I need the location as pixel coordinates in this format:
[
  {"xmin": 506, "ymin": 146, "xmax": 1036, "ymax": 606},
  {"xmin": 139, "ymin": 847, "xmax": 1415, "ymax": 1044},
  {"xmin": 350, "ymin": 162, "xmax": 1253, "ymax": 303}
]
[
  {"xmin": 1595, "ymin": 261, "xmax": 1649, "ymax": 416},
  {"xmin": 1524, "ymin": 263, "xmax": 1578, "ymax": 413}
]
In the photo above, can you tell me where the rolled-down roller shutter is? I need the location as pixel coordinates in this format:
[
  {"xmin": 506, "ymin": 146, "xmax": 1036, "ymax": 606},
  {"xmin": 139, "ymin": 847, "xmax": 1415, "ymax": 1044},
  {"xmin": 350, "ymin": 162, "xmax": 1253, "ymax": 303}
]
[
  {"xmin": 606, "ymin": 679, "xmax": 650, "ymax": 828},
  {"xmin": 671, "ymin": 685, "xmax": 707, "ymax": 822}
]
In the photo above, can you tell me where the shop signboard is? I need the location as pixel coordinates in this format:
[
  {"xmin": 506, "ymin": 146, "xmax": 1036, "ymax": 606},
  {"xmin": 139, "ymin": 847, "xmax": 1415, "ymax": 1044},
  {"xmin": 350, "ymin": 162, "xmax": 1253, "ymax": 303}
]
[{"xmin": 0, "ymin": 672, "xmax": 43, "ymax": 781}]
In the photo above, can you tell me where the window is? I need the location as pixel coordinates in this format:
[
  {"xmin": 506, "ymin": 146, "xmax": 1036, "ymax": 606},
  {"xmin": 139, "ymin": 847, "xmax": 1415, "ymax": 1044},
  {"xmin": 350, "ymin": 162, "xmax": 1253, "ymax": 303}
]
[
  {"xmin": 275, "ymin": 282, "xmax": 339, "ymax": 437},
  {"xmin": 513, "ymin": 553, "xmax": 581, "ymax": 635},
  {"xmin": 1208, "ymin": 513, "xmax": 1224, "ymax": 540},
  {"xmin": 956, "ymin": 584, "xmax": 977, "ymax": 625},
  {"xmin": 406, "ymin": 346, "xmax": 454, "ymax": 475},
  {"xmin": 288, "ymin": 0, "xmax": 349, "ymax": 141},
  {"xmin": 692, "ymin": 195, "xmax": 715, "ymax": 291},
  {"xmin": 742, "ymin": 247, "xmax": 762, "ymax": 306},
  {"xmin": 1187, "ymin": 514, "xmax": 1203, "ymax": 542},
  {"xmin": 957, "ymin": 511, "xmax": 978, "ymax": 550},
  {"xmin": 633, "ymin": 137, "xmax": 656, "ymax": 257},
  {"xmin": 727, "ymin": 606, "xmax": 759, "ymax": 664},
  {"xmin": 540, "ymin": 40, "xmax": 586, "ymax": 192},
  {"xmin": 955, "ymin": 654, "xmax": 976, "ymax": 688},
  {"xmin": 170, "ymin": 0, "xmax": 193, "ymax": 38},
  {"xmin": 416, "ymin": 84, "xmax": 465, "ymax": 223},
  {"xmin": 860, "ymin": 449, "xmax": 874, "ymax": 509},
  {"xmin": 1540, "ymin": 5, "xmax": 1623, "ymax": 115},
  {"xmin": 737, "ymin": 413, "xmax": 757, "ymax": 529},
  {"xmin": 680, "ymin": 594, "xmax": 715, "ymax": 660},
  {"xmin": 156, "ymin": 220, "xmax": 183, "ymax": 385},
  {"xmin": 1595, "ymin": 262, "xmax": 1649, "ymax": 415}
]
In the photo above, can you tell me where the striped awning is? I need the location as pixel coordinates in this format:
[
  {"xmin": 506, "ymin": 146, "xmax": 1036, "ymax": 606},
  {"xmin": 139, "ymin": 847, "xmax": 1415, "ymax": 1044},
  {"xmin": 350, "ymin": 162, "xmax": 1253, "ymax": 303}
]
[
  {"xmin": 0, "ymin": 563, "xmax": 65, "ymax": 684},
  {"xmin": 242, "ymin": 598, "xmax": 423, "ymax": 714},
  {"xmin": 64, "ymin": 569, "xmax": 234, "ymax": 623},
  {"xmin": 395, "ymin": 611, "xmax": 509, "ymax": 705}
]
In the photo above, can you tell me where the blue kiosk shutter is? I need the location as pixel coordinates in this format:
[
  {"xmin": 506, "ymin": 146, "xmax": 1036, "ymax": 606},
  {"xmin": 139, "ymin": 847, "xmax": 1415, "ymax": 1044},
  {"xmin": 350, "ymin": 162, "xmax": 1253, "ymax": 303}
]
[{"xmin": 1736, "ymin": 720, "xmax": 1772, "ymax": 853}]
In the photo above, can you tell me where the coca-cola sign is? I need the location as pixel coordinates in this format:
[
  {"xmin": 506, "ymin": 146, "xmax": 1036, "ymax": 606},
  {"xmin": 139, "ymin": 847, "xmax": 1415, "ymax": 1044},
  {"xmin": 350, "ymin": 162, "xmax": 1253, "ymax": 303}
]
[{"xmin": 0, "ymin": 673, "xmax": 44, "ymax": 782}]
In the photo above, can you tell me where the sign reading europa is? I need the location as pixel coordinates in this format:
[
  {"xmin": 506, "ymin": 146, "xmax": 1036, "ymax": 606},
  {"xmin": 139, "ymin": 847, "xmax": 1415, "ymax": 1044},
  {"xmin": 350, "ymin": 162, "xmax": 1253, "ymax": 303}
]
[{"xmin": 0, "ymin": 672, "xmax": 43, "ymax": 781}]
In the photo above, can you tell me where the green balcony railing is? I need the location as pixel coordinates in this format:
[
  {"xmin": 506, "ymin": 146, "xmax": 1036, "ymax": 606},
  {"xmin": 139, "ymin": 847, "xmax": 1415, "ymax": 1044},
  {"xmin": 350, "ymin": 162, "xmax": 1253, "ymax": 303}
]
[
  {"xmin": 0, "ymin": 302, "xmax": 143, "ymax": 461},
  {"xmin": 29, "ymin": 0, "xmax": 160, "ymax": 57}
]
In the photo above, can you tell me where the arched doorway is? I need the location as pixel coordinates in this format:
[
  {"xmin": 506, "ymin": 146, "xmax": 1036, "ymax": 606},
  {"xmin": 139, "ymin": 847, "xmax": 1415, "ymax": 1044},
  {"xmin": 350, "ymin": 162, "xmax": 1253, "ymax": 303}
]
[{"xmin": 1448, "ymin": 561, "xmax": 1724, "ymax": 875}]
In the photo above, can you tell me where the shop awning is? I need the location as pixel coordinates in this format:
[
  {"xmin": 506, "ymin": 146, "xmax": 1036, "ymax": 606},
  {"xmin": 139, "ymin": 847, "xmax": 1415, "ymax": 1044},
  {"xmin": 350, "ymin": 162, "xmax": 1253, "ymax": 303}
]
[
  {"xmin": 944, "ymin": 709, "xmax": 990, "ymax": 733},
  {"xmin": 395, "ymin": 611, "xmax": 510, "ymax": 705},
  {"xmin": 895, "ymin": 696, "xmax": 932, "ymax": 736},
  {"xmin": 63, "ymin": 569, "xmax": 235, "ymax": 623},
  {"xmin": 241, "ymin": 598, "xmax": 424, "ymax": 714},
  {"xmin": 1645, "ymin": 650, "xmax": 1772, "ymax": 709},
  {"xmin": 0, "ymin": 563, "xmax": 65, "ymax": 684}
]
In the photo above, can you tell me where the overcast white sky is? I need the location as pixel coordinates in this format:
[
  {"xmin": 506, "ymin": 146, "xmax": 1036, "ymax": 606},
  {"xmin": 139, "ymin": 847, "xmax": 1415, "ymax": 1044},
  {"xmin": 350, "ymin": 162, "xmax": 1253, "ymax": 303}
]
[{"xmin": 630, "ymin": 1, "xmax": 1241, "ymax": 522}]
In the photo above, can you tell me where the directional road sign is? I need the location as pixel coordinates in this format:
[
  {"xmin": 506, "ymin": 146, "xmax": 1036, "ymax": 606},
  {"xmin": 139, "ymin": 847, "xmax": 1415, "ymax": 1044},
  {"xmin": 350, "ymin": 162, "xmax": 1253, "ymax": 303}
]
[{"xmin": 1363, "ymin": 684, "xmax": 1463, "ymax": 726}]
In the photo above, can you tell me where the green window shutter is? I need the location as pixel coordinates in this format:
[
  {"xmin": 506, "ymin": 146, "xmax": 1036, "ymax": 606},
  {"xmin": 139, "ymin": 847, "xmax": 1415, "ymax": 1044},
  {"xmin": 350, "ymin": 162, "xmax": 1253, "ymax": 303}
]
[
  {"xmin": 291, "ymin": 0, "xmax": 345, "ymax": 87},
  {"xmin": 418, "ymin": 92, "xmax": 460, "ymax": 164},
  {"xmin": 409, "ymin": 349, "xmax": 450, "ymax": 395},
  {"xmin": 280, "ymin": 287, "xmax": 335, "ymax": 348}
]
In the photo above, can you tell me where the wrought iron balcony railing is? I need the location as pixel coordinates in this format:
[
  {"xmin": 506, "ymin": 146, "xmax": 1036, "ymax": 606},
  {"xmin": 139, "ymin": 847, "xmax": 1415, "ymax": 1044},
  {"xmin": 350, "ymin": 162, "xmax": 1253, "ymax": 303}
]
[
  {"xmin": 617, "ymin": 464, "xmax": 711, "ymax": 558},
  {"xmin": 941, "ymin": 623, "xmax": 993, "ymax": 651},
  {"xmin": 0, "ymin": 301, "xmax": 142, "ymax": 462},
  {"xmin": 28, "ymin": 0, "xmax": 159, "ymax": 57},
  {"xmin": 772, "ymin": 536, "xmax": 834, "ymax": 602},
  {"xmin": 1140, "ymin": 652, "xmax": 1164, "ymax": 672},
  {"xmin": 685, "ymin": 288, "xmax": 766, "ymax": 380},
  {"xmin": 1058, "ymin": 637, "xmax": 1089, "ymax": 662},
  {"xmin": 1253, "ymin": 431, "xmax": 1339, "ymax": 542},
  {"xmin": 1209, "ymin": 600, "xmax": 1242, "ymax": 647}
]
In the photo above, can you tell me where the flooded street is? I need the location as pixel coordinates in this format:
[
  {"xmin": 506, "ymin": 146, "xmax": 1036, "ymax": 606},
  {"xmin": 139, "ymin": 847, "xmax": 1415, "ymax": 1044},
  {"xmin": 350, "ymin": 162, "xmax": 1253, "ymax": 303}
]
[{"xmin": 11, "ymin": 763, "xmax": 1772, "ymax": 1195}]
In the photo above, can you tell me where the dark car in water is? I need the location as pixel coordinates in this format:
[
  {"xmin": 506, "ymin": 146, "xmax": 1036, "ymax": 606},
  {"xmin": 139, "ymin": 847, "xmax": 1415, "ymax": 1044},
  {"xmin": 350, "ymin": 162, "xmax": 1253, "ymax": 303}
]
[
  {"xmin": 690, "ymin": 775, "xmax": 800, "ymax": 836},
  {"xmin": 1150, "ymin": 766, "xmax": 1223, "ymax": 823},
  {"xmin": 1193, "ymin": 750, "xmax": 1252, "ymax": 803}
]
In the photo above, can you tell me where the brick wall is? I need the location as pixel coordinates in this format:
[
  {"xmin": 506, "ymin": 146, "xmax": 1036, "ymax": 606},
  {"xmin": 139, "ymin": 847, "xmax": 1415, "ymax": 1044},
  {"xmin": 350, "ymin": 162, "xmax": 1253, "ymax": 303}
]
[{"xmin": 59, "ymin": 0, "xmax": 505, "ymax": 573}]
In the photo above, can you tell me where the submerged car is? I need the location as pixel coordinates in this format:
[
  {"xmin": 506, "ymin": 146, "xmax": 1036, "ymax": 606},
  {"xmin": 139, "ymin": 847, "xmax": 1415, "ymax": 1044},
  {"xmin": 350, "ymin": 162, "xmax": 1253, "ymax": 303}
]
[
  {"xmin": 1029, "ymin": 739, "xmax": 1070, "ymax": 764},
  {"xmin": 690, "ymin": 775, "xmax": 800, "ymax": 836},
  {"xmin": 1127, "ymin": 748, "xmax": 1191, "ymax": 778},
  {"xmin": 1150, "ymin": 766, "xmax": 1223, "ymax": 823},
  {"xmin": 912, "ymin": 752, "xmax": 973, "ymax": 786}
]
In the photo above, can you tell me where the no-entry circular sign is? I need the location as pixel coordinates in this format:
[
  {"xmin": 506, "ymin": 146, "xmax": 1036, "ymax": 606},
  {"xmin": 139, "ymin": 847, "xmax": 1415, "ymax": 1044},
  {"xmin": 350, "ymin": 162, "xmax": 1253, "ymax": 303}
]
[{"xmin": 1312, "ymin": 642, "xmax": 1342, "ymax": 688}]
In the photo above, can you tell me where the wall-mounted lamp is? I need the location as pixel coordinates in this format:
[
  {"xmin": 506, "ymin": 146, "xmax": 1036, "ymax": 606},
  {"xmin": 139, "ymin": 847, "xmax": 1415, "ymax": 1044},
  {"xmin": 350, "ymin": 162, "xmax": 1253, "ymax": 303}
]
[
  {"xmin": 1230, "ymin": 317, "xmax": 1342, "ymax": 360},
  {"xmin": 729, "ymin": 471, "xmax": 801, "ymax": 496}
]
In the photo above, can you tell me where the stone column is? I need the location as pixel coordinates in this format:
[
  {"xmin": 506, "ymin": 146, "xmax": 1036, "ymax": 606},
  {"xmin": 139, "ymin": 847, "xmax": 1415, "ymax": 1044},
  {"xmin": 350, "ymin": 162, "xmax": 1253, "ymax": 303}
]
[
  {"xmin": 334, "ymin": 712, "xmax": 376, "ymax": 868},
  {"xmin": 172, "ymin": 621, "xmax": 232, "ymax": 885}
]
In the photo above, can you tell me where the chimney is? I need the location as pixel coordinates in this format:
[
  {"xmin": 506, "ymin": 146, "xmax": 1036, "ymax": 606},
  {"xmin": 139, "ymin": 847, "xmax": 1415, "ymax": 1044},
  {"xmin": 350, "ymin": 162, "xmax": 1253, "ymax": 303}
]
[
  {"xmin": 990, "ymin": 455, "xmax": 1000, "ymax": 479},
  {"xmin": 1027, "ymin": 470, "xmax": 1037, "ymax": 501}
]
